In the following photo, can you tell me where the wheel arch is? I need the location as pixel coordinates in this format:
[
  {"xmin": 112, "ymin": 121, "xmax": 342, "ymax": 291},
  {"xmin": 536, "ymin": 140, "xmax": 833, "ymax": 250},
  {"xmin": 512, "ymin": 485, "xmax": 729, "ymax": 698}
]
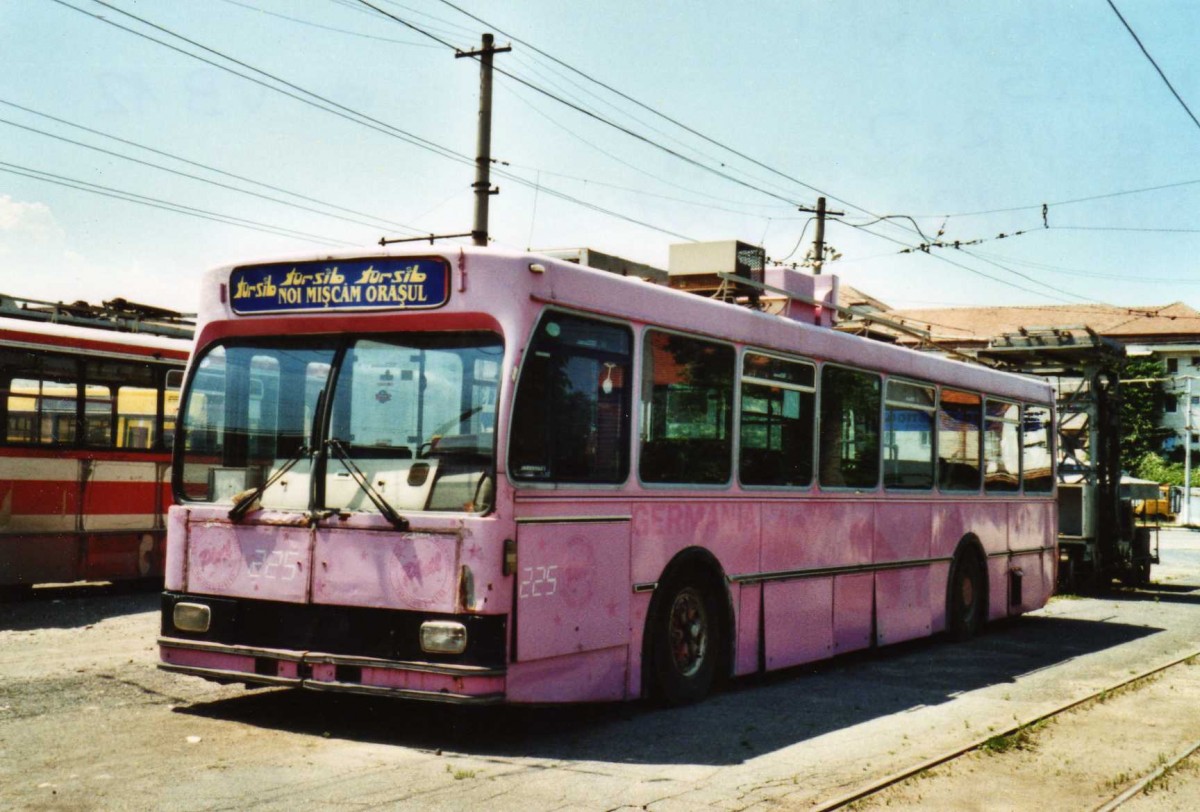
[
  {"xmin": 640, "ymin": 546, "xmax": 735, "ymax": 699},
  {"xmin": 945, "ymin": 533, "xmax": 989, "ymax": 633}
]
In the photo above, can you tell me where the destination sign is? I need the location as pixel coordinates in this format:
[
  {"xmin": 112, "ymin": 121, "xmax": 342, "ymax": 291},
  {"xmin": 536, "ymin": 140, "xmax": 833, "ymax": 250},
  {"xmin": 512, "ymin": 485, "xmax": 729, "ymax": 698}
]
[{"xmin": 229, "ymin": 257, "xmax": 450, "ymax": 314}]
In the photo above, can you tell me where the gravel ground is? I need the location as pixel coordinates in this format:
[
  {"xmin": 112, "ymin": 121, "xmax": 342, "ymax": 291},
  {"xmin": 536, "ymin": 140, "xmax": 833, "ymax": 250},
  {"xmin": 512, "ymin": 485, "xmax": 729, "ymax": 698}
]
[{"xmin": 1, "ymin": 529, "xmax": 1198, "ymax": 810}]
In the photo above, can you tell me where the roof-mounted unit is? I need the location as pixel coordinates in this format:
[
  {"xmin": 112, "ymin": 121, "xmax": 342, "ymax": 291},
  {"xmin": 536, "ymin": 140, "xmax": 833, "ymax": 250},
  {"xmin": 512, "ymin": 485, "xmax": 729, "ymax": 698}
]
[
  {"xmin": 540, "ymin": 248, "xmax": 668, "ymax": 283},
  {"xmin": 667, "ymin": 240, "xmax": 764, "ymax": 305}
]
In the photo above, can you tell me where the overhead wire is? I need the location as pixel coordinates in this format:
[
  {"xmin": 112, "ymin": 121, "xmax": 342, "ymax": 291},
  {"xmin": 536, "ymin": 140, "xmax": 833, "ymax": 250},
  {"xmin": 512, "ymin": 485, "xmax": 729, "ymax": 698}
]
[
  {"xmin": 499, "ymin": 86, "xmax": 792, "ymax": 217},
  {"xmin": 57, "ymin": 0, "xmax": 1118, "ymax": 302},
  {"xmin": 1106, "ymin": 0, "xmax": 1200, "ymax": 135},
  {"xmin": 0, "ymin": 161, "xmax": 357, "ymax": 247},
  {"xmin": 214, "ymin": 0, "xmax": 439, "ymax": 47},
  {"xmin": 0, "ymin": 114, "xmax": 412, "ymax": 235},
  {"xmin": 387, "ymin": 1, "xmax": 1105, "ymax": 303},
  {"xmin": 0, "ymin": 97, "xmax": 421, "ymax": 234},
  {"xmin": 57, "ymin": 0, "xmax": 474, "ymax": 167},
  {"xmin": 427, "ymin": 0, "xmax": 879, "ymax": 216},
  {"xmin": 48, "ymin": 0, "xmax": 702, "ymax": 245},
  {"xmin": 916, "ymin": 178, "xmax": 1200, "ymax": 219}
]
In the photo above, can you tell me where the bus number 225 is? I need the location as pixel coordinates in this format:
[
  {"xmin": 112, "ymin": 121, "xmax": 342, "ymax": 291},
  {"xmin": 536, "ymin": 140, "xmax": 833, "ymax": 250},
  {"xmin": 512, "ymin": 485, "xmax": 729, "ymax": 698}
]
[
  {"xmin": 519, "ymin": 565, "xmax": 558, "ymax": 598},
  {"xmin": 247, "ymin": 549, "xmax": 302, "ymax": 581}
]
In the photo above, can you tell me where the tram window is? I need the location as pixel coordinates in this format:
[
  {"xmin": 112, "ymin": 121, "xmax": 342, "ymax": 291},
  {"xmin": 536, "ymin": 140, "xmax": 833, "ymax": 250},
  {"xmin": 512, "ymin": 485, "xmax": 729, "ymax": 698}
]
[
  {"xmin": 819, "ymin": 366, "xmax": 881, "ymax": 489},
  {"xmin": 511, "ymin": 314, "xmax": 632, "ymax": 483},
  {"xmin": 117, "ymin": 384, "xmax": 159, "ymax": 449},
  {"xmin": 939, "ymin": 389, "xmax": 982, "ymax": 491},
  {"xmin": 5, "ymin": 377, "xmax": 78, "ymax": 444},
  {"xmin": 6, "ymin": 379, "xmax": 40, "ymax": 443},
  {"xmin": 86, "ymin": 360, "xmax": 162, "ymax": 450},
  {"xmin": 640, "ymin": 330, "xmax": 734, "ymax": 485},
  {"xmin": 739, "ymin": 353, "xmax": 814, "ymax": 487},
  {"xmin": 84, "ymin": 384, "xmax": 113, "ymax": 446},
  {"xmin": 985, "ymin": 400, "xmax": 1020, "ymax": 493}
]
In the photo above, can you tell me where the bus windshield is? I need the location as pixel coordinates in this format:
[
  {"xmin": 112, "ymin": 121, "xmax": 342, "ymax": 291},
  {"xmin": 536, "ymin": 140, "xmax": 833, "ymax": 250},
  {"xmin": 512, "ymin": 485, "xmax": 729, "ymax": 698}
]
[{"xmin": 178, "ymin": 332, "xmax": 502, "ymax": 514}]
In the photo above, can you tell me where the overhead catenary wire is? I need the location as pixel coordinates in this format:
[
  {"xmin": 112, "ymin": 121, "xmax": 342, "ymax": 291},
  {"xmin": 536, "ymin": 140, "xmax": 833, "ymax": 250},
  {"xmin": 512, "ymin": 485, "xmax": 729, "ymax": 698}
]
[
  {"xmin": 355, "ymin": 0, "xmax": 815, "ymax": 210},
  {"xmin": 52, "ymin": 0, "xmax": 696, "ymax": 242},
  {"xmin": 57, "ymin": 0, "xmax": 474, "ymax": 166},
  {"xmin": 366, "ymin": 0, "xmax": 1106, "ymax": 304},
  {"xmin": 1106, "ymin": 0, "xmax": 1200, "ymax": 135},
  {"xmin": 0, "ymin": 161, "xmax": 357, "ymax": 247},
  {"xmin": 0, "ymin": 98, "xmax": 424, "ymax": 234},
  {"xmin": 213, "ymin": 0, "xmax": 440, "ymax": 47},
  {"xmin": 0, "ymin": 114, "xmax": 413, "ymax": 235},
  {"xmin": 428, "ymin": 0, "xmax": 883, "ymax": 218},
  {"xmin": 59, "ymin": 0, "xmax": 1117, "ymax": 304}
]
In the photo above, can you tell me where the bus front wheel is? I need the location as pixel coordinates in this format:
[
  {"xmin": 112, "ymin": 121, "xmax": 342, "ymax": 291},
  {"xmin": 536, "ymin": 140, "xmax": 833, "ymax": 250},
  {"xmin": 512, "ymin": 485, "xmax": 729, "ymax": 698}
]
[{"xmin": 649, "ymin": 569, "xmax": 721, "ymax": 705}]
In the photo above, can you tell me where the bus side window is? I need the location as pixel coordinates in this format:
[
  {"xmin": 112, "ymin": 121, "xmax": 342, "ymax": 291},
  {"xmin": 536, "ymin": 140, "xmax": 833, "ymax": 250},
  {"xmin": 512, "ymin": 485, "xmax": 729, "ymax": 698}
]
[
  {"xmin": 1022, "ymin": 403, "xmax": 1054, "ymax": 492},
  {"xmin": 984, "ymin": 399, "xmax": 1020, "ymax": 493},
  {"xmin": 883, "ymin": 380, "xmax": 935, "ymax": 490},
  {"xmin": 639, "ymin": 330, "xmax": 734, "ymax": 486},
  {"xmin": 938, "ymin": 389, "xmax": 982, "ymax": 491},
  {"xmin": 818, "ymin": 366, "xmax": 881, "ymax": 489},
  {"xmin": 511, "ymin": 313, "xmax": 632, "ymax": 483},
  {"xmin": 739, "ymin": 352, "xmax": 814, "ymax": 487}
]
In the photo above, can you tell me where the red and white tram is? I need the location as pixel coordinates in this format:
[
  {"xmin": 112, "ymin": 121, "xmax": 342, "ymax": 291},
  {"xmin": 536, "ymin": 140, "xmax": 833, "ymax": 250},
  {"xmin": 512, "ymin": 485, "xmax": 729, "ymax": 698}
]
[{"xmin": 0, "ymin": 294, "xmax": 191, "ymax": 594}]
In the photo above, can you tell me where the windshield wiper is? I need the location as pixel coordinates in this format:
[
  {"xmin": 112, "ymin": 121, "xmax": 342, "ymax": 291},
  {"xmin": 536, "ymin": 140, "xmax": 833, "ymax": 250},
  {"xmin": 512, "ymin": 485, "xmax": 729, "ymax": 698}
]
[
  {"xmin": 228, "ymin": 444, "xmax": 310, "ymax": 522},
  {"xmin": 325, "ymin": 438, "xmax": 410, "ymax": 530}
]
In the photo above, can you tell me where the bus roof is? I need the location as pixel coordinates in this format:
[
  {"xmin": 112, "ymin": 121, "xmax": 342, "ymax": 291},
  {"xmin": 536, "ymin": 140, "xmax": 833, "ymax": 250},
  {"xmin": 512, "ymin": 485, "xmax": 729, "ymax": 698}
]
[{"xmin": 197, "ymin": 246, "xmax": 1052, "ymax": 404}]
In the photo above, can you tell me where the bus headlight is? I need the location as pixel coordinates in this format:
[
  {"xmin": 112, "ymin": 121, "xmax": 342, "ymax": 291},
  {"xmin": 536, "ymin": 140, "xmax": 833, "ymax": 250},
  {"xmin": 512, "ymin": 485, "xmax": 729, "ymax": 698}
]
[
  {"xmin": 420, "ymin": 620, "xmax": 467, "ymax": 654},
  {"xmin": 173, "ymin": 602, "xmax": 212, "ymax": 633}
]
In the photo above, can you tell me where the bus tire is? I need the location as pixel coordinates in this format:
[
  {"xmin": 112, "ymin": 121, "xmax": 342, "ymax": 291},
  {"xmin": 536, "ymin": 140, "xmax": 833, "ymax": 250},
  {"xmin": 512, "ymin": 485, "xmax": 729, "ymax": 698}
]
[
  {"xmin": 648, "ymin": 568, "xmax": 721, "ymax": 706},
  {"xmin": 947, "ymin": 547, "xmax": 985, "ymax": 641}
]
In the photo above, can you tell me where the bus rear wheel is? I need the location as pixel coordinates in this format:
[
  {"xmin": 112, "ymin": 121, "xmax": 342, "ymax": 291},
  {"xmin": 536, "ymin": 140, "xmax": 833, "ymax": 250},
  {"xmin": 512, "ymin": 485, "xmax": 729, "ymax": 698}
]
[
  {"xmin": 649, "ymin": 570, "xmax": 721, "ymax": 705},
  {"xmin": 947, "ymin": 550, "xmax": 985, "ymax": 641}
]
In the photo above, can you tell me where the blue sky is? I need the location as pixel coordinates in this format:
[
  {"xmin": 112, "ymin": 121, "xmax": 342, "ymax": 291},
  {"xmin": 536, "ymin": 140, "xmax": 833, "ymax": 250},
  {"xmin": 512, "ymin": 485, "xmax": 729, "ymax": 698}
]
[{"xmin": 2, "ymin": 0, "xmax": 1199, "ymax": 314}]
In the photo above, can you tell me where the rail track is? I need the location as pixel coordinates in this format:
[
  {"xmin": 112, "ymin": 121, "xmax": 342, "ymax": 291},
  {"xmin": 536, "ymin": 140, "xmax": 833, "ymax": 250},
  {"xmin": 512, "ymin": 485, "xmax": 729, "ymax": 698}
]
[{"xmin": 813, "ymin": 649, "xmax": 1200, "ymax": 811}]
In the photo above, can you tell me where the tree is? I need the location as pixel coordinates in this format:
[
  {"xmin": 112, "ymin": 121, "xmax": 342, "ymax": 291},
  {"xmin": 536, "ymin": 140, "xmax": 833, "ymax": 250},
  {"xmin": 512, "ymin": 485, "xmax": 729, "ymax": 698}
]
[{"xmin": 1119, "ymin": 358, "xmax": 1173, "ymax": 474}]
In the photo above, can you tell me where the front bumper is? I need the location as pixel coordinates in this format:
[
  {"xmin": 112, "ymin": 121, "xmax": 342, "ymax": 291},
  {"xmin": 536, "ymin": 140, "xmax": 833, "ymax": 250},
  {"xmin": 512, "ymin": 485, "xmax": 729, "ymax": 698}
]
[{"xmin": 158, "ymin": 591, "xmax": 507, "ymax": 704}]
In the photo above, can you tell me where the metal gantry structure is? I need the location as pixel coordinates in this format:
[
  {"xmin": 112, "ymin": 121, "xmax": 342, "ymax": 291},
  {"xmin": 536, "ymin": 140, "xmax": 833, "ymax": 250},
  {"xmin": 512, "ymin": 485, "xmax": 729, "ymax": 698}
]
[{"xmin": 979, "ymin": 326, "xmax": 1156, "ymax": 590}]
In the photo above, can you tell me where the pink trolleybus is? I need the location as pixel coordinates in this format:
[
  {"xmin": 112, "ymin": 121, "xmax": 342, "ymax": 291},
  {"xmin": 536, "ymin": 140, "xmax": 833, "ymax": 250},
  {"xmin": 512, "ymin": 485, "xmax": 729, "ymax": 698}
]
[
  {"xmin": 0, "ymin": 294, "xmax": 191, "ymax": 594},
  {"xmin": 159, "ymin": 246, "xmax": 1056, "ymax": 705}
]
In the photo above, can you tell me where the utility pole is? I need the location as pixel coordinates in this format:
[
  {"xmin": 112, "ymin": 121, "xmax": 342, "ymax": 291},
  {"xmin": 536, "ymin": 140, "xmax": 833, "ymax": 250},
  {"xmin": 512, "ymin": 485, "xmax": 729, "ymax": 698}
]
[
  {"xmin": 796, "ymin": 196, "xmax": 844, "ymax": 274},
  {"xmin": 457, "ymin": 34, "xmax": 511, "ymax": 247},
  {"xmin": 1187, "ymin": 377, "xmax": 1193, "ymax": 526}
]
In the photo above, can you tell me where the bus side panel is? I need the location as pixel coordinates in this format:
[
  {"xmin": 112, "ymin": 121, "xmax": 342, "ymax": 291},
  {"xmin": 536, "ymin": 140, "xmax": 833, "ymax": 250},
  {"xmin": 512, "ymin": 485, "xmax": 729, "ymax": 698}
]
[
  {"xmin": 1009, "ymin": 501, "xmax": 1056, "ymax": 553},
  {"xmin": 874, "ymin": 503, "xmax": 934, "ymax": 646},
  {"xmin": 936, "ymin": 502, "xmax": 1010, "ymax": 622},
  {"xmin": 833, "ymin": 573, "xmax": 873, "ymax": 654},
  {"xmin": 632, "ymin": 501, "xmax": 761, "ymax": 583},
  {"xmin": 1009, "ymin": 500, "xmax": 1057, "ymax": 610},
  {"xmin": 631, "ymin": 500, "xmax": 759, "ymax": 688},
  {"xmin": 764, "ymin": 577, "xmax": 833, "ymax": 669},
  {"xmin": 164, "ymin": 506, "xmax": 187, "ymax": 591},
  {"xmin": 762, "ymin": 501, "xmax": 872, "ymax": 669},
  {"xmin": 514, "ymin": 521, "xmax": 630, "ymax": 662},
  {"xmin": 506, "ymin": 647, "xmax": 628, "ymax": 703},
  {"xmin": 735, "ymin": 582, "xmax": 762, "ymax": 675}
]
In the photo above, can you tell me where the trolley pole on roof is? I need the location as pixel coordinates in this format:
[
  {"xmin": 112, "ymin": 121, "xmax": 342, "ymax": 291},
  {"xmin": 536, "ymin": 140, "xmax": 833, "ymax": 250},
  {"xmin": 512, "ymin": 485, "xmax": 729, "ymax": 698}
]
[{"xmin": 457, "ymin": 33, "xmax": 511, "ymax": 247}]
